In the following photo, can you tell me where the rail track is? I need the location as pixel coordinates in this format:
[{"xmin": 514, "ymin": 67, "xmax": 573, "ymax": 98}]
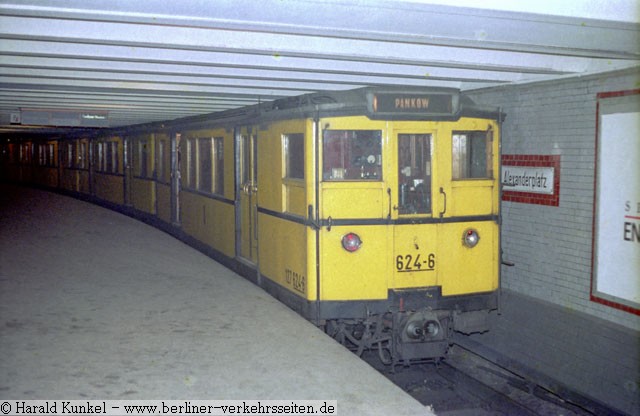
[{"xmin": 362, "ymin": 345, "xmax": 599, "ymax": 415}]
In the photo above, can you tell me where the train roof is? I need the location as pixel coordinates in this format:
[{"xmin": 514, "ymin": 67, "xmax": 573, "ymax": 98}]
[{"xmin": 157, "ymin": 86, "xmax": 504, "ymax": 132}]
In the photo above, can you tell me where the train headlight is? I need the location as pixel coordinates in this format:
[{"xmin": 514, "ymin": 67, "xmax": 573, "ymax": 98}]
[
  {"xmin": 341, "ymin": 233, "xmax": 362, "ymax": 252},
  {"xmin": 462, "ymin": 228, "xmax": 480, "ymax": 248}
]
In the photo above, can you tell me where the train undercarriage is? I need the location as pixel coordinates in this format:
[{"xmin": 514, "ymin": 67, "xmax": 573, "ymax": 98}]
[{"xmin": 325, "ymin": 303, "xmax": 494, "ymax": 366}]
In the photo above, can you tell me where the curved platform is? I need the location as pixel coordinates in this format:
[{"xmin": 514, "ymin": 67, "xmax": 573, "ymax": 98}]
[{"xmin": 0, "ymin": 184, "xmax": 432, "ymax": 415}]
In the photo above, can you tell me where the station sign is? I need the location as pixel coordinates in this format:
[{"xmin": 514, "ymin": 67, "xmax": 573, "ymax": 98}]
[
  {"xmin": 501, "ymin": 155, "xmax": 560, "ymax": 206},
  {"xmin": 502, "ymin": 165, "xmax": 555, "ymax": 194},
  {"xmin": 19, "ymin": 109, "xmax": 109, "ymax": 127}
]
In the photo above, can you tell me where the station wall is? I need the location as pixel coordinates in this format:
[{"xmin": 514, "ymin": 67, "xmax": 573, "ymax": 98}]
[{"xmin": 469, "ymin": 68, "xmax": 640, "ymax": 331}]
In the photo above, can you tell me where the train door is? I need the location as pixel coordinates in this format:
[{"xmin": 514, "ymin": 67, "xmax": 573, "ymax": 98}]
[
  {"xmin": 318, "ymin": 119, "xmax": 389, "ymax": 301},
  {"xmin": 392, "ymin": 128, "xmax": 439, "ymax": 289},
  {"xmin": 435, "ymin": 124, "xmax": 499, "ymax": 295},
  {"xmin": 154, "ymin": 133, "xmax": 171, "ymax": 221},
  {"xmin": 236, "ymin": 128, "xmax": 258, "ymax": 265}
]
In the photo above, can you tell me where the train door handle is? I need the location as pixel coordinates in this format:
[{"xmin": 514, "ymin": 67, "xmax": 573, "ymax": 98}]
[
  {"xmin": 242, "ymin": 182, "xmax": 256, "ymax": 195},
  {"xmin": 439, "ymin": 187, "xmax": 447, "ymax": 218}
]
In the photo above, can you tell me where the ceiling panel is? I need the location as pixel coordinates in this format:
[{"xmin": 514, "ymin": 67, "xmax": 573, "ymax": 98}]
[{"xmin": 0, "ymin": 0, "xmax": 638, "ymax": 134}]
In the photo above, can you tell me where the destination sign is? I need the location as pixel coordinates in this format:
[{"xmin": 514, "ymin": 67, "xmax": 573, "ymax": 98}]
[{"xmin": 370, "ymin": 93, "xmax": 455, "ymax": 115}]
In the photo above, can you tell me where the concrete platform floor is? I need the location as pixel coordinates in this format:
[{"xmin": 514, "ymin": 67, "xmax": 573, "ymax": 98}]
[
  {"xmin": 0, "ymin": 184, "xmax": 432, "ymax": 415},
  {"xmin": 456, "ymin": 290, "xmax": 639, "ymax": 416}
]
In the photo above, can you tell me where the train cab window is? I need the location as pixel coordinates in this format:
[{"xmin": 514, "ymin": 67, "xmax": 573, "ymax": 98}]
[
  {"xmin": 283, "ymin": 133, "xmax": 304, "ymax": 180},
  {"xmin": 397, "ymin": 134, "xmax": 432, "ymax": 214},
  {"xmin": 452, "ymin": 131, "xmax": 493, "ymax": 179},
  {"xmin": 322, "ymin": 130, "xmax": 382, "ymax": 180}
]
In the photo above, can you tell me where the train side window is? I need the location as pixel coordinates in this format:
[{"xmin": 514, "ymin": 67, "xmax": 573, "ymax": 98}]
[
  {"xmin": 37, "ymin": 144, "xmax": 45, "ymax": 166},
  {"xmin": 6, "ymin": 144, "xmax": 14, "ymax": 163},
  {"xmin": 48, "ymin": 143, "xmax": 56, "ymax": 167},
  {"xmin": 96, "ymin": 141, "xmax": 118, "ymax": 174},
  {"xmin": 322, "ymin": 130, "xmax": 382, "ymax": 181},
  {"xmin": 198, "ymin": 138, "xmax": 212, "ymax": 193},
  {"xmin": 240, "ymin": 135, "xmax": 250, "ymax": 186},
  {"xmin": 283, "ymin": 133, "xmax": 304, "ymax": 180},
  {"xmin": 213, "ymin": 137, "xmax": 224, "ymax": 195},
  {"xmin": 20, "ymin": 143, "xmax": 32, "ymax": 164},
  {"xmin": 64, "ymin": 143, "xmax": 72, "ymax": 168},
  {"xmin": 157, "ymin": 140, "xmax": 165, "ymax": 183},
  {"xmin": 398, "ymin": 134, "xmax": 432, "ymax": 214},
  {"xmin": 106, "ymin": 141, "xmax": 117, "ymax": 173},
  {"xmin": 97, "ymin": 142, "xmax": 105, "ymax": 171},
  {"xmin": 79, "ymin": 142, "xmax": 87, "ymax": 169},
  {"xmin": 452, "ymin": 131, "xmax": 493, "ymax": 179},
  {"xmin": 137, "ymin": 139, "xmax": 149, "ymax": 178},
  {"xmin": 110, "ymin": 141, "xmax": 119, "ymax": 173},
  {"xmin": 186, "ymin": 138, "xmax": 197, "ymax": 189}
]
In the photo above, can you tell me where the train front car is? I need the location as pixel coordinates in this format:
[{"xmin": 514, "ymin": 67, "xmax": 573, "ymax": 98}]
[{"xmin": 315, "ymin": 88, "xmax": 502, "ymax": 365}]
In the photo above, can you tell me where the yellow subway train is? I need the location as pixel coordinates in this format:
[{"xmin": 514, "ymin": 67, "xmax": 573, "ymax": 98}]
[{"xmin": 1, "ymin": 87, "xmax": 504, "ymax": 365}]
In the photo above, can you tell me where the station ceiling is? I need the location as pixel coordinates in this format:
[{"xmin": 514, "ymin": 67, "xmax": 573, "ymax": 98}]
[{"xmin": 1, "ymin": 0, "xmax": 639, "ymax": 136}]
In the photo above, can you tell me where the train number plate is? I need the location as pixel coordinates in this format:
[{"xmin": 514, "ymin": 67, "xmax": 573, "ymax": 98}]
[
  {"xmin": 285, "ymin": 268, "xmax": 306, "ymax": 294},
  {"xmin": 395, "ymin": 253, "xmax": 435, "ymax": 273}
]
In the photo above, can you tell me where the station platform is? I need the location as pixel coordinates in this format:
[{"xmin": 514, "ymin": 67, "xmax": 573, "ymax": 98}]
[
  {"xmin": 455, "ymin": 291, "xmax": 639, "ymax": 416},
  {"xmin": 0, "ymin": 184, "xmax": 432, "ymax": 415}
]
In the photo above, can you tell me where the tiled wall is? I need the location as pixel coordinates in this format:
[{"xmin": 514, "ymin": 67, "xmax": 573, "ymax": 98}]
[{"xmin": 469, "ymin": 68, "xmax": 640, "ymax": 330}]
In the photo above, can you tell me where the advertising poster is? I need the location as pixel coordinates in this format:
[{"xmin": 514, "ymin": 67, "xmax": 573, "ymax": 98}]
[{"xmin": 592, "ymin": 90, "xmax": 640, "ymax": 314}]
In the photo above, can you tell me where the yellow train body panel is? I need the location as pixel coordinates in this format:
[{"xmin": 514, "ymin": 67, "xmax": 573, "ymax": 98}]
[
  {"xmin": 438, "ymin": 221, "xmax": 499, "ymax": 296},
  {"xmin": 131, "ymin": 178, "xmax": 156, "ymax": 214},
  {"xmin": 320, "ymin": 225, "xmax": 389, "ymax": 300},
  {"xmin": 392, "ymin": 224, "xmax": 438, "ymax": 290},
  {"xmin": 94, "ymin": 174, "xmax": 124, "ymax": 205},
  {"xmin": 155, "ymin": 182, "xmax": 172, "ymax": 223},
  {"xmin": 253, "ymin": 119, "xmax": 315, "ymax": 299},
  {"xmin": 259, "ymin": 215, "xmax": 312, "ymax": 299},
  {"xmin": 321, "ymin": 183, "xmax": 386, "ymax": 219}
]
